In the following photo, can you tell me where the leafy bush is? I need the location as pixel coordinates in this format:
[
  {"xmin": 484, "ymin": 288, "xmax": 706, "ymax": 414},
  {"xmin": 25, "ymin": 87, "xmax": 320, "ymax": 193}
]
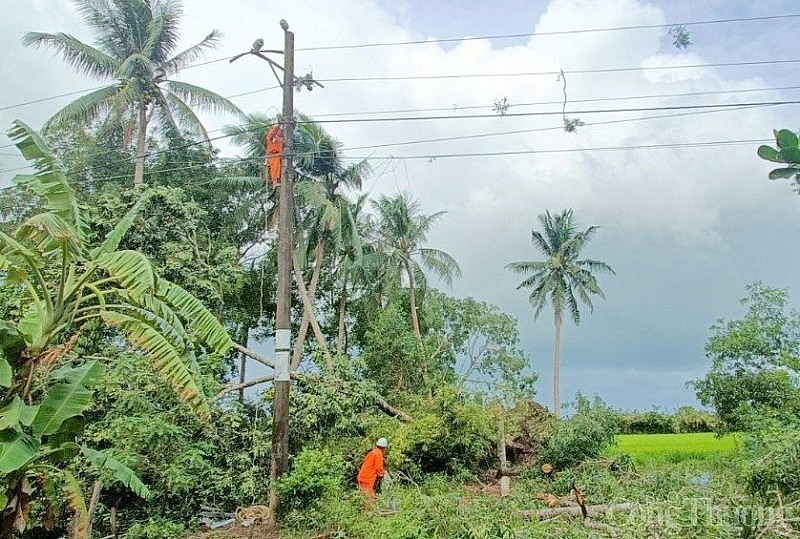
[
  {"xmin": 744, "ymin": 415, "xmax": 800, "ymax": 498},
  {"xmin": 276, "ymin": 448, "xmax": 347, "ymax": 512},
  {"xmin": 673, "ymin": 406, "xmax": 716, "ymax": 433},
  {"xmin": 619, "ymin": 408, "xmax": 675, "ymax": 434},
  {"xmin": 124, "ymin": 518, "xmax": 185, "ymax": 539},
  {"xmin": 540, "ymin": 395, "xmax": 618, "ymax": 469},
  {"xmin": 372, "ymin": 386, "xmax": 497, "ymax": 478}
]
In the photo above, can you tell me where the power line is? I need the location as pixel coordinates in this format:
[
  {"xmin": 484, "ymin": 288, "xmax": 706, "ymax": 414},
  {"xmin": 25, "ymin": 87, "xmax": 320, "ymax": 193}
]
[
  {"xmin": 0, "ymin": 137, "xmax": 773, "ymax": 195},
  {"xmin": 316, "ymin": 59, "xmax": 800, "ymax": 84},
  {"xmin": 296, "ymin": 13, "xmax": 800, "ymax": 51},
  {"xmin": 338, "ymin": 103, "xmax": 789, "ymax": 152},
  {"xmin": 307, "ymin": 100, "xmax": 800, "ymax": 125},
  {"xmin": 309, "ymin": 85, "xmax": 800, "ymax": 119},
  {"xmin": 339, "ymin": 138, "xmax": 771, "ymax": 161},
  {"xmin": 1, "ymin": 99, "xmax": 794, "ymax": 177},
  {"xmin": 3, "ymin": 10, "xmax": 799, "ymax": 114}
]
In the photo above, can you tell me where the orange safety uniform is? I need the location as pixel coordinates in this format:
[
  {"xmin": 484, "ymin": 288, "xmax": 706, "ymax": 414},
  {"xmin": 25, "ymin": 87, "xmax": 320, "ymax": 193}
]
[
  {"xmin": 265, "ymin": 124, "xmax": 284, "ymax": 187},
  {"xmin": 357, "ymin": 447, "xmax": 385, "ymax": 498}
]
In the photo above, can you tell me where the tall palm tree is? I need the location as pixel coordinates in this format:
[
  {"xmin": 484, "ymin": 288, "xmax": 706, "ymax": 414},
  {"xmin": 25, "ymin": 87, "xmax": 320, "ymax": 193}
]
[
  {"xmin": 506, "ymin": 209, "xmax": 614, "ymax": 418},
  {"xmin": 24, "ymin": 0, "xmax": 241, "ymax": 186},
  {"xmin": 371, "ymin": 192, "xmax": 461, "ymax": 350}
]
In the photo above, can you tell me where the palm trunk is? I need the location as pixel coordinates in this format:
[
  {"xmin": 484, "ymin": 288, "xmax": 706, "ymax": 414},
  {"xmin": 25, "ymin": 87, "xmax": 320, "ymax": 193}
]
[
  {"xmin": 238, "ymin": 325, "xmax": 249, "ymax": 404},
  {"xmin": 336, "ymin": 258, "xmax": 349, "ymax": 355},
  {"xmin": 404, "ymin": 259, "xmax": 424, "ymax": 351},
  {"xmin": 290, "ymin": 240, "xmax": 325, "ymax": 369},
  {"xmin": 292, "ymin": 253, "xmax": 333, "ymax": 369},
  {"xmin": 133, "ymin": 103, "xmax": 147, "ymax": 187},
  {"xmin": 553, "ymin": 312, "xmax": 563, "ymax": 419}
]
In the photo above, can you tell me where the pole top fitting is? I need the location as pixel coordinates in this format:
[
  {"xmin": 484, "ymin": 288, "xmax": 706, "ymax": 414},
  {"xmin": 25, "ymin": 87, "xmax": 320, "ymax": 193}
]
[{"xmin": 280, "ymin": 19, "xmax": 289, "ymax": 31}]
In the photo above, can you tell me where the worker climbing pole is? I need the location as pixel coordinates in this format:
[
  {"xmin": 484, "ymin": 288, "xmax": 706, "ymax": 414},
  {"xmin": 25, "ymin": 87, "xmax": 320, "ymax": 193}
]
[{"xmin": 265, "ymin": 120, "xmax": 284, "ymax": 188}]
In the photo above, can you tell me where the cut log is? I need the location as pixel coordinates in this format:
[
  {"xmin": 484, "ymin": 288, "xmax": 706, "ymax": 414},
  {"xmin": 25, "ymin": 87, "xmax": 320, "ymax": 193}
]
[
  {"xmin": 521, "ymin": 502, "xmax": 633, "ymax": 520},
  {"xmin": 499, "ymin": 476, "xmax": 511, "ymax": 498}
]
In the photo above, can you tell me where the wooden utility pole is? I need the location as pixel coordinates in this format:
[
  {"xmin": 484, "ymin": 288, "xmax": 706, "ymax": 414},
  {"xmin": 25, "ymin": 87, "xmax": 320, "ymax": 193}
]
[
  {"xmin": 230, "ymin": 20, "xmax": 322, "ymax": 528},
  {"xmin": 268, "ymin": 19, "xmax": 294, "ymax": 528}
]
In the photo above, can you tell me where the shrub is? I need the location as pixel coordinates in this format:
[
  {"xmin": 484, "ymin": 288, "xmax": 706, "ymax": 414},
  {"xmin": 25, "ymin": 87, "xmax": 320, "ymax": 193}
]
[
  {"xmin": 619, "ymin": 409, "xmax": 674, "ymax": 434},
  {"xmin": 124, "ymin": 518, "xmax": 185, "ymax": 539},
  {"xmin": 673, "ymin": 406, "xmax": 716, "ymax": 433},
  {"xmin": 276, "ymin": 448, "xmax": 347, "ymax": 512},
  {"xmin": 540, "ymin": 396, "xmax": 618, "ymax": 469},
  {"xmin": 372, "ymin": 386, "xmax": 497, "ymax": 478},
  {"xmin": 744, "ymin": 416, "xmax": 800, "ymax": 498}
]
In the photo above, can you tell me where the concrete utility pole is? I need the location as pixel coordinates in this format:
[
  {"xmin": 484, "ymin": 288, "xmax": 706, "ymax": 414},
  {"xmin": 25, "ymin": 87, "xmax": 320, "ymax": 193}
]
[{"xmin": 269, "ymin": 18, "xmax": 294, "ymax": 528}]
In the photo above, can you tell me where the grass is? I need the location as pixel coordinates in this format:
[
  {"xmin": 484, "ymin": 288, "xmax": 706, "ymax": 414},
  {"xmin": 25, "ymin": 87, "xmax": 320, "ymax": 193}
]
[{"xmin": 611, "ymin": 432, "xmax": 742, "ymax": 464}]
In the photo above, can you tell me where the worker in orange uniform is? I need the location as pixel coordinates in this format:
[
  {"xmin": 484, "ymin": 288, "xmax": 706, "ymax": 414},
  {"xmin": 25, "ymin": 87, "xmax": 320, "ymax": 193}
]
[
  {"xmin": 265, "ymin": 122, "xmax": 284, "ymax": 188},
  {"xmin": 357, "ymin": 438, "xmax": 388, "ymax": 502}
]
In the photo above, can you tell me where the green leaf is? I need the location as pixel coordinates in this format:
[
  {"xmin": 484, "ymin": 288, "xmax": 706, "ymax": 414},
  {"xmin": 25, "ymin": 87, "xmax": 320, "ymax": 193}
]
[
  {"xmin": 46, "ymin": 416, "xmax": 85, "ymax": 447},
  {"xmin": 0, "ymin": 356, "xmax": 11, "ymax": 388},
  {"xmin": 768, "ymin": 167, "xmax": 799, "ymax": 180},
  {"xmin": 31, "ymin": 363, "xmax": 103, "ymax": 437},
  {"xmin": 95, "ymin": 250, "xmax": 158, "ymax": 296},
  {"xmin": 757, "ymin": 145, "xmax": 783, "ymax": 163},
  {"xmin": 81, "ymin": 446, "xmax": 151, "ymax": 499},
  {"xmin": 90, "ymin": 193, "xmax": 150, "ymax": 258},
  {"xmin": 49, "ymin": 360, "xmax": 104, "ymax": 386},
  {"xmin": 157, "ymin": 280, "xmax": 233, "ymax": 356},
  {"xmin": 101, "ymin": 311, "xmax": 210, "ymax": 420},
  {"xmin": 0, "ymin": 397, "xmax": 23, "ymax": 430},
  {"xmin": 0, "ymin": 430, "xmax": 40, "ymax": 474},
  {"xmin": 0, "ymin": 397, "xmax": 37, "ymax": 431},
  {"xmin": 0, "ymin": 320, "xmax": 24, "ymax": 367},
  {"xmin": 0, "ymin": 493, "xmax": 7, "ymax": 511},
  {"xmin": 41, "ymin": 441, "xmax": 80, "ymax": 464},
  {"xmin": 775, "ymin": 129, "xmax": 799, "ymax": 151}
]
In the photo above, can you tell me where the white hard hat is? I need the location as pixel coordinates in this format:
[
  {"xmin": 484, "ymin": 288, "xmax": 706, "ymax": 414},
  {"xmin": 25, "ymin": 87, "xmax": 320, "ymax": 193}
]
[{"xmin": 376, "ymin": 437, "xmax": 388, "ymax": 448}]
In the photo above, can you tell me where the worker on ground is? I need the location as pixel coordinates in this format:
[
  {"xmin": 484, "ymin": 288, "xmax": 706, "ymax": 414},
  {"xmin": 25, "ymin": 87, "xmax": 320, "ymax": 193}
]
[{"xmin": 357, "ymin": 438, "xmax": 387, "ymax": 501}]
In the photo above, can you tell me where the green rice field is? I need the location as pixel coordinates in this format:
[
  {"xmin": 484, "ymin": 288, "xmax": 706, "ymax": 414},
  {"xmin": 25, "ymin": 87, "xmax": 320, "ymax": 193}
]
[{"xmin": 611, "ymin": 432, "xmax": 742, "ymax": 463}]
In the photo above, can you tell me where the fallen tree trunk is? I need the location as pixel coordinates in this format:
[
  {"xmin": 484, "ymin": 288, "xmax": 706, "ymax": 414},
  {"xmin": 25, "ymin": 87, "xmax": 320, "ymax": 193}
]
[{"xmin": 521, "ymin": 502, "xmax": 633, "ymax": 520}]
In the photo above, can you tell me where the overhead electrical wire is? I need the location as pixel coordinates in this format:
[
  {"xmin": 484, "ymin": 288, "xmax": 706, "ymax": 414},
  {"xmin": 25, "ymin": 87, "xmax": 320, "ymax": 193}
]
[
  {"xmin": 1, "ymin": 98, "xmax": 795, "ymax": 177},
  {"xmin": 296, "ymin": 13, "xmax": 800, "ymax": 51},
  {"xmin": 315, "ymin": 59, "xmax": 800, "ymax": 84},
  {"xmin": 1, "ymin": 11, "xmax": 798, "ymax": 113},
  {"xmin": 0, "ymin": 137, "xmax": 774, "ymax": 195}
]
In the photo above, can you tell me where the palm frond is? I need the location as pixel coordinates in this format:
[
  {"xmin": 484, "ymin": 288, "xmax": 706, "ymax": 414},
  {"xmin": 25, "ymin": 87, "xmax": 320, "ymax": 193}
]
[
  {"xmin": 160, "ymin": 30, "xmax": 221, "ymax": 75},
  {"xmin": 43, "ymin": 85, "xmax": 122, "ymax": 131},
  {"xmin": 164, "ymin": 80, "xmax": 242, "ymax": 117},
  {"xmin": 418, "ymin": 247, "xmax": 461, "ymax": 285},
  {"xmin": 22, "ymin": 32, "xmax": 118, "ymax": 79}
]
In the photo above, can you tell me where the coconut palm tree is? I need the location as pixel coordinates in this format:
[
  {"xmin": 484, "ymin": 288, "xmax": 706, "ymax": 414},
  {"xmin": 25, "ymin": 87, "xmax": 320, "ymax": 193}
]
[
  {"xmin": 371, "ymin": 192, "xmax": 461, "ymax": 350},
  {"xmin": 506, "ymin": 209, "xmax": 614, "ymax": 418},
  {"xmin": 23, "ymin": 0, "xmax": 241, "ymax": 186}
]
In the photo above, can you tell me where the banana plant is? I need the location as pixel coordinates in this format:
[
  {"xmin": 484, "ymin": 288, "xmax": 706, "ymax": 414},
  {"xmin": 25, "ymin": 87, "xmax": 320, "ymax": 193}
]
[
  {"xmin": 757, "ymin": 129, "xmax": 800, "ymax": 181},
  {"xmin": 0, "ymin": 121, "xmax": 232, "ymax": 536}
]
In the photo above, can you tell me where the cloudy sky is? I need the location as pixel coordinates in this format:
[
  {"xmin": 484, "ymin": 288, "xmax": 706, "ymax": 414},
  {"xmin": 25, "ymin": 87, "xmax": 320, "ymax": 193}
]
[{"xmin": 2, "ymin": 0, "xmax": 800, "ymax": 410}]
